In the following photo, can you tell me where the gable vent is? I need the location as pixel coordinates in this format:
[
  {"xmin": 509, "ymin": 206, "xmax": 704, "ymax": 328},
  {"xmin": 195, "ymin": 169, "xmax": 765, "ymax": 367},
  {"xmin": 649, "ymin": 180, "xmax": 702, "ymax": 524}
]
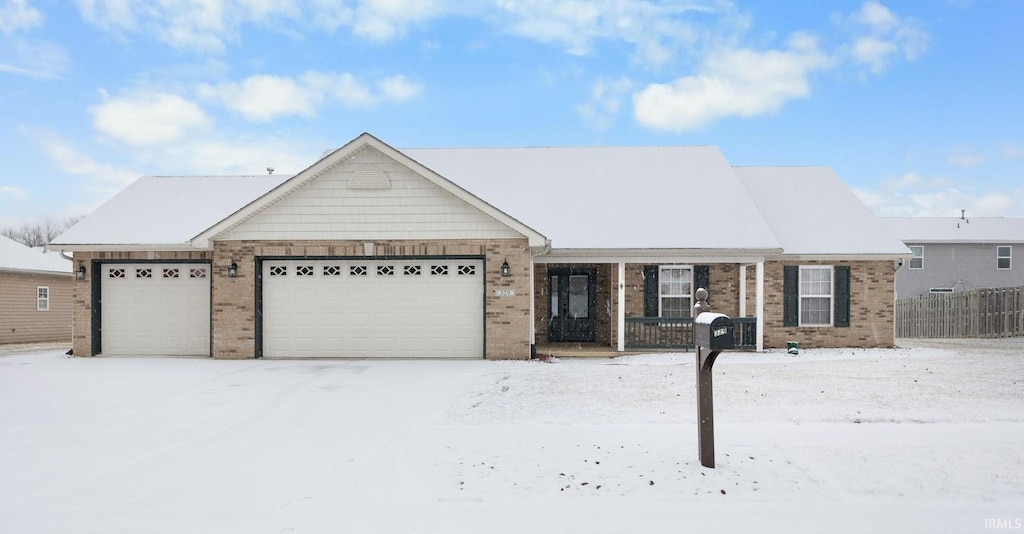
[{"xmin": 347, "ymin": 165, "xmax": 391, "ymax": 189}]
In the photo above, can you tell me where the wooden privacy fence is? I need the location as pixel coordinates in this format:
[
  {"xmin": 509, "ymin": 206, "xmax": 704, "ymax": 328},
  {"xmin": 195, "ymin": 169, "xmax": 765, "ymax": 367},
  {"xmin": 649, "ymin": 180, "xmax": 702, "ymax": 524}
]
[{"xmin": 896, "ymin": 286, "xmax": 1024, "ymax": 338}]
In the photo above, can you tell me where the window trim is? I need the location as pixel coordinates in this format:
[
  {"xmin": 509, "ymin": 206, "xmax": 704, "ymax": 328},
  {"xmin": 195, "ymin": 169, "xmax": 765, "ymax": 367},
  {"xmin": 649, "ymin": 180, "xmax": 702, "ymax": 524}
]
[
  {"xmin": 908, "ymin": 246, "xmax": 924, "ymax": 270},
  {"xmin": 36, "ymin": 286, "xmax": 49, "ymax": 312},
  {"xmin": 997, "ymin": 246, "xmax": 1012, "ymax": 270},
  {"xmin": 658, "ymin": 265, "xmax": 693, "ymax": 318},
  {"xmin": 798, "ymin": 266, "xmax": 833, "ymax": 327}
]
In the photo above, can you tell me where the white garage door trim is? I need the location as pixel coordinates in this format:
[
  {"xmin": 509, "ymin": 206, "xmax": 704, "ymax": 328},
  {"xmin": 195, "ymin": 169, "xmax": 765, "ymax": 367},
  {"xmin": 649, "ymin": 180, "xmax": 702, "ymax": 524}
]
[
  {"xmin": 259, "ymin": 257, "xmax": 485, "ymax": 359},
  {"xmin": 100, "ymin": 262, "xmax": 211, "ymax": 356}
]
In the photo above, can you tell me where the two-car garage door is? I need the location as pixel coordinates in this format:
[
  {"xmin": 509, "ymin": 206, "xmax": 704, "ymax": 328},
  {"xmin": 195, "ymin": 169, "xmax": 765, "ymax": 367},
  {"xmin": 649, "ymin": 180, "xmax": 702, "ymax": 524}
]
[{"xmin": 261, "ymin": 258, "xmax": 484, "ymax": 359}]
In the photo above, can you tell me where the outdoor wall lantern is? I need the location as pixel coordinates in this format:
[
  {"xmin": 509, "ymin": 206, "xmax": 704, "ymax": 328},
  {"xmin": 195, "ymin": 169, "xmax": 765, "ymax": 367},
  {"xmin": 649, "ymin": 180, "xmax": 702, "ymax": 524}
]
[
  {"xmin": 500, "ymin": 259, "xmax": 511, "ymax": 277},
  {"xmin": 227, "ymin": 260, "xmax": 238, "ymax": 278},
  {"xmin": 76, "ymin": 261, "xmax": 86, "ymax": 280}
]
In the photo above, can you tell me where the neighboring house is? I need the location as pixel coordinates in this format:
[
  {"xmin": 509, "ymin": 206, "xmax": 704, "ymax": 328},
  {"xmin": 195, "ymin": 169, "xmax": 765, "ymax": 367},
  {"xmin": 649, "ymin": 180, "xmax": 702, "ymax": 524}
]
[
  {"xmin": 0, "ymin": 235, "xmax": 73, "ymax": 344},
  {"xmin": 50, "ymin": 133, "xmax": 909, "ymax": 359},
  {"xmin": 883, "ymin": 216, "xmax": 1024, "ymax": 298}
]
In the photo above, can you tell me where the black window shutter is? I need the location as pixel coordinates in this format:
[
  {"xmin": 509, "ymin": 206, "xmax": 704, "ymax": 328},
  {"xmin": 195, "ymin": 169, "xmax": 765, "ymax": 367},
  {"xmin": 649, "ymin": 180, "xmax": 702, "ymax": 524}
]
[
  {"xmin": 783, "ymin": 266, "xmax": 799, "ymax": 327},
  {"xmin": 643, "ymin": 265, "xmax": 659, "ymax": 317},
  {"xmin": 834, "ymin": 266, "xmax": 851, "ymax": 327},
  {"xmin": 694, "ymin": 265, "xmax": 710, "ymax": 302}
]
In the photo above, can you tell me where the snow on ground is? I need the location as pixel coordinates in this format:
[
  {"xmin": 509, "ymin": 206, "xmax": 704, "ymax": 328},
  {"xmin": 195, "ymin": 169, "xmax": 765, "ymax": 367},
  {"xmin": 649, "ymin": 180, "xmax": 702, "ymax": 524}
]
[{"xmin": 1, "ymin": 339, "xmax": 1022, "ymax": 533}]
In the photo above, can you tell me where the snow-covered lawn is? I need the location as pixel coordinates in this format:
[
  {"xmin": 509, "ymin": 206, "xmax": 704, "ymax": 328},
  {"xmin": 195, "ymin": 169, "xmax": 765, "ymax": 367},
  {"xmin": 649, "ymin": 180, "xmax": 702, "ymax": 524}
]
[{"xmin": 1, "ymin": 340, "xmax": 1022, "ymax": 533}]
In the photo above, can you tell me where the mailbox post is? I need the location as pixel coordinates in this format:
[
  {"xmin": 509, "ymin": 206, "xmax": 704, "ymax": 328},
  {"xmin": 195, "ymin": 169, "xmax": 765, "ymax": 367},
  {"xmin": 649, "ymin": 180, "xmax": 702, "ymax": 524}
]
[{"xmin": 692, "ymin": 288, "xmax": 734, "ymax": 468}]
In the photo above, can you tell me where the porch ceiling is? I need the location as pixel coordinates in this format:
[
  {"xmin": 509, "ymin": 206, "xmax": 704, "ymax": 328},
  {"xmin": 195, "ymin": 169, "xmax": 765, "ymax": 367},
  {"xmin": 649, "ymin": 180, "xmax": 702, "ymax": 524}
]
[{"xmin": 533, "ymin": 248, "xmax": 781, "ymax": 264}]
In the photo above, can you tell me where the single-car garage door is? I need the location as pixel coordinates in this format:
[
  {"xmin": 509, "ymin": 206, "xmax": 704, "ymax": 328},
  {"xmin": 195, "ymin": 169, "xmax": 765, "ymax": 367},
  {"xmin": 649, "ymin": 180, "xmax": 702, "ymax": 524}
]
[
  {"xmin": 262, "ymin": 258, "xmax": 484, "ymax": 358},
  {"xmin": 101, "ymin": 263, "xmax": 211, "ymax": 356}
]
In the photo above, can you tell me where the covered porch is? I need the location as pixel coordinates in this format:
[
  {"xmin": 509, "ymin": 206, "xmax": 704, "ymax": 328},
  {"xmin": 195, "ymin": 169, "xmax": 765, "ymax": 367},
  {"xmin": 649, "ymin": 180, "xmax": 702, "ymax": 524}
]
[{"xmin": 531, "ymin": 250, "xmax": 768, "ymax": 353}]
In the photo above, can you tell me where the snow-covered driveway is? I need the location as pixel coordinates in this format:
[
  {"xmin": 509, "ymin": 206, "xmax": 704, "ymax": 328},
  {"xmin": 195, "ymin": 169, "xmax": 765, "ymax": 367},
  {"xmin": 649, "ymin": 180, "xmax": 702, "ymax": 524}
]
[{"xmin": 1, "ymin": 341, "xmax": 1022, "ymax": 533}]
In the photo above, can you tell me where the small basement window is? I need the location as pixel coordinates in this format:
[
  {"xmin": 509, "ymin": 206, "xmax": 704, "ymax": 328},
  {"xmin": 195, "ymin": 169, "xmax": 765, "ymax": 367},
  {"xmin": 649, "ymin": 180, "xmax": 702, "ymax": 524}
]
[
  {"xmin": 997, "ymin": 246, "xmax": 1012, "ymax": 270},
  {"xmin": 37, "ymin": 286, "xmax": 49, "ymax": 311}
]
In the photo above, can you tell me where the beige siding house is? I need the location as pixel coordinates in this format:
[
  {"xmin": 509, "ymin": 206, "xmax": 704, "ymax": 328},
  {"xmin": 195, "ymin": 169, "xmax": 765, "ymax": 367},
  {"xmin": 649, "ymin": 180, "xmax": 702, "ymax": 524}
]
[
  {"xmin": 51, "ymin": 133, "xmax": 910, "ymax": 359},
  {"xmin": 0, "ymin": 236, "xmax": 73, "ymax": 344}
]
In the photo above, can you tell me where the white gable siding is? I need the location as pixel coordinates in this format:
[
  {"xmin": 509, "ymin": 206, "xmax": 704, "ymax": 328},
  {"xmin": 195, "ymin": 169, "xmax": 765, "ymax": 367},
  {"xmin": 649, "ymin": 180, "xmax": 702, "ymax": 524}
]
[{"xmin": 221, "ymin": 147, "xmax": 523, "ymax": 242}]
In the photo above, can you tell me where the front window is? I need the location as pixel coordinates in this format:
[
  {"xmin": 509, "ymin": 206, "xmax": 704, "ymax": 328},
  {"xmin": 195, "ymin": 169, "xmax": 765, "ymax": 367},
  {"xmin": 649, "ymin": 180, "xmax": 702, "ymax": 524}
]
[
  {"xmin": 37, "ymin": 286, "xmax": 49, "ymax": 311},
  {"xmin": 659, "ymin": 266, "xmax": 692, "ymax": 318},
  {"xmin": 909, "ymin": 246, "xmax": 923, "ymax": 269},
  {"xmin": 799, "ymin": 266, "xmax": 832, "ymax": 326},
  {"xmin": 997, "ymin": 246, "xmax": 1012, "ymax": 270}
]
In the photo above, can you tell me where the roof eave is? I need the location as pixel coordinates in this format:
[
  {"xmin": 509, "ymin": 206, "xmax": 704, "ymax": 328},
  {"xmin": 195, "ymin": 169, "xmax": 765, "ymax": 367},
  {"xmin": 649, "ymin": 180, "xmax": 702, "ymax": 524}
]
[
  {"xmin": 536, "ymin": 247, "xmax": 783, "ymax": 264},
  {"xmin": 49, "ymin": 243, "xmax": 208, "ymax": 253}
]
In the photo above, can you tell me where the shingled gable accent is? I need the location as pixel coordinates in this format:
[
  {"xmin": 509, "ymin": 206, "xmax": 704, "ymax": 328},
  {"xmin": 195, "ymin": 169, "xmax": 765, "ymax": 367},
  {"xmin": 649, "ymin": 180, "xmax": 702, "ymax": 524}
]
[{"xmin": 190, "ymin": 133, "xmax": 549, "ymax": 248}]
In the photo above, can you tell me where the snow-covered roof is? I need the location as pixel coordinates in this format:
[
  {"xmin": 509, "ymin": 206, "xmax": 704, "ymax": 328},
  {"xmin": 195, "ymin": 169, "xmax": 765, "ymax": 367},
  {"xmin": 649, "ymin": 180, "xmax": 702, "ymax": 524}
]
[
  {"xmin": 49, "ymin": 137, "xmax": 908, "ymax": 258},
  {"xmin": 0, "ymin": 235, "xmax": 71, "ymax": 273},
  {"xmin": 403, "ymin": 146, "xmax": 782, "ymax": 250},
  {"xmin": 52, "ymin": 175, "xmax": 291, "ymax": 248},
  {"xmin": 881, "ymin": 217, "xmax": 1024, "ymax": 243},
  {"xmin": 736, "ymin": 167, "xmax": 911, "ymax": 257}
]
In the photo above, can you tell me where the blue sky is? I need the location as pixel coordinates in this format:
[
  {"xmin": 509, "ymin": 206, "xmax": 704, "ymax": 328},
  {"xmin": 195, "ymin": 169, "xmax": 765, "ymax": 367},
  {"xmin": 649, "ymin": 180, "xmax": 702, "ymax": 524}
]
[{"xmin": 1, "ymin": 0, "xmax": 1022, "ymax": 228}]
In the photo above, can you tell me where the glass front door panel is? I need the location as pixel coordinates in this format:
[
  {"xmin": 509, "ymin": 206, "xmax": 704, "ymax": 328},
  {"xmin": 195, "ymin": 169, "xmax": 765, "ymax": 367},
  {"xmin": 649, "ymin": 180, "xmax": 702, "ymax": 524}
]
[
  {"xmin": 568, "ymin": 275, "xmax": 589, "ymax": 318},
  {"xmin": 549, "ymin": 275, "xmax": 559, "ymax": 318}
]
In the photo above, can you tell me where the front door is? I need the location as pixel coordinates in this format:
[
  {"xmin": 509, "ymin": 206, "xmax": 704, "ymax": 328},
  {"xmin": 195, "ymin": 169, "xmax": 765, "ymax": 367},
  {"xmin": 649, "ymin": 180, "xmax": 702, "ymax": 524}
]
[{"xmin": 548, "ymin": 268, "xmax": 596, "ymax": 342}]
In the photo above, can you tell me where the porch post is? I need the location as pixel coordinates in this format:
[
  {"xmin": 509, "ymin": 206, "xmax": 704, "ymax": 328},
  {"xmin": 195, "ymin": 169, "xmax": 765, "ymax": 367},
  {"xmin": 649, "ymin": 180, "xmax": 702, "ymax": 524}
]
[
  {"xmin": 755, "ymin": 261, "xmax": 765, "ymax": 352},
  {"xmin": 739, "ymin": 264, "xmax": 747, "ymax": 317},
  {"xmin": 617, "ymin": 261, "xmax": 625, "ymax": 352}
]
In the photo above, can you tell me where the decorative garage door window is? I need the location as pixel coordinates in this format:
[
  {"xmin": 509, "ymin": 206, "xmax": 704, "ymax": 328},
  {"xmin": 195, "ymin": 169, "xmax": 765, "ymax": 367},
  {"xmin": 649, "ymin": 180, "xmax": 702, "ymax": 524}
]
[
  {"xmin": 431, "ymin": 265, "xmax": 448, "ymax": 276},
  {"xmin": 350, "ymin": 265, "xmax": 367, "ymax": 276},
  {"xmin": 270, "ymin": 266, "xmax": 287, "ymax": 276},
  {"xmin": 457, "ymin": 265, "xmax": 476, "ymax": 276},
  {"xmin": 297, "ymin": 266, "xmax": 314, "ymax": 277},
  {"xmin": 163, "ymin": 268, "xmax": 179, "ymax": 278},
  {"xmin": 377, "ymin": 265, "xmax": 395, "ymax": 276},
  {"xmin": 109, "ymin": 268, "xmax": 125, "ymax": 278},
  {"xmin": 324, "ymin": 265, "xmax": 342, "ymax": 276},
  {"xmin": 404, "ymin": 265, "xmax": 421, "ymax": 276},
  {"xmin": 136, "ymin": 268, "xmax": 152, "ymax": 278},
  {"xmin": 190, "ymin": 268, "xmax": 207, "ymax": 278}
]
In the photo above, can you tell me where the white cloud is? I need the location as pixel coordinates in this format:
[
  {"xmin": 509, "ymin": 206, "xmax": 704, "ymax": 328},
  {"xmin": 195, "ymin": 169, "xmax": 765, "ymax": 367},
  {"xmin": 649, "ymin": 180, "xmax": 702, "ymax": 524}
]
[
  {"xmin": 1000, "ymin": 144, "xmax": 1024, "ymax": 160},
  {"xmin": 0, "ymin": 37, "xmax": 68, "ymax": 79},
  {"xmin": 377, "ymin": 75, "xmax": 423, "ymax": 102},
  {"xmin": 73, "ymin": 0, "xmax": 304, "ymax": 53},
  {"xmin": 843, "ymin": 1, "xmax": 928, "ymax": 74},
  {"xmin": 0, "ymin": 0, "xmax": 42, "ymax": 35},
  {"xmin": 90, "ymin": 90, "xmax": 210, "ymax": 146},
  {"xmin": 349, "ymin": 0, "xmax": 451, "ymax": 41},
  {"xmin": 198, "ymin": 75, "xmax": 319, "ymax": 122},
  {"xmin": 493, "ymin": 0, "xmax": 710, "ymax": 67},
  {"xmin": 0, "ymin": 185, "xmax": 28, "ymax": 200},
  {"xmin": 947, "ymin": 147, "xmax": 986, "ymax": 168},
  {"xmin": 633, "ymin": 32, "xmax": 833, "ymax": 132},
  {"xmin": 576, "ymin": 76, "xmax": 633, "ymax": 131},
  {"xmin": 854, "ymin": 172, "xmax": 1023, "ymax": 217},
  {"xmin": 34, "ymin": 132, "xmax": 139, "ymax": 186},
  {"xmin": 199, "ymin": 71, "xmax": 419, "ymax": 122}
]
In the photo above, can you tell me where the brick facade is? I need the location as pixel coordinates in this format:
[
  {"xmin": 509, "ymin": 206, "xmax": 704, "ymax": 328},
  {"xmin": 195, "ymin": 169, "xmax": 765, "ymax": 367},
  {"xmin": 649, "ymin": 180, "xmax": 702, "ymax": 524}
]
[
  {"xmin": 72, "ymin": 251, "xmax": 893, "ymax": 358},
  {"xmin": 535, "ymin": 260, "xmax": 895, "ymax": 350},
  {"xmin": 72, "ymin": 239, "xmax": 531, "ymax": 360},
  {"xmin": 762, "ymin": 260, "xmax": 895, "ymax": 349}
]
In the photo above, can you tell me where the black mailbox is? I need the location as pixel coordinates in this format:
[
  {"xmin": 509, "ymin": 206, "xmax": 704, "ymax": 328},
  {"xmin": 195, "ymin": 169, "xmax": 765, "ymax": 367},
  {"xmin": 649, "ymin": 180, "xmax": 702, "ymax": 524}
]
[{"xmin": 694, "ymin": 313, "xmax": 735, "ymax": 351}]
